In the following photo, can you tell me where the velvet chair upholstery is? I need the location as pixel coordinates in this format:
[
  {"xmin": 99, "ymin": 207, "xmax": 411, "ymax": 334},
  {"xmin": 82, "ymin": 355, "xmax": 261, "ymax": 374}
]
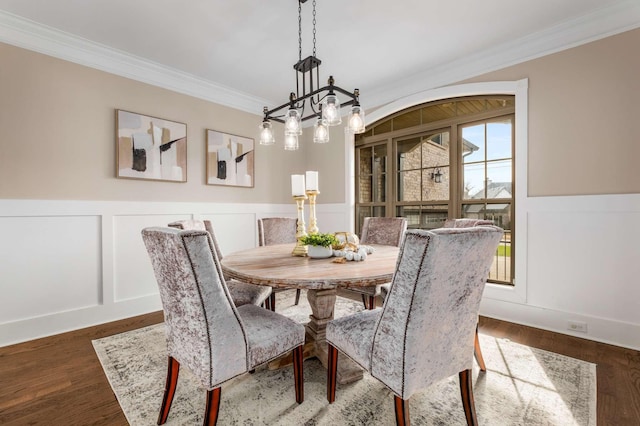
[
  {"xmin": 142, "ymin": 227, "xmax": 305, "ymax": 426},
  {"xmin": 348, "ymin": 217, "xmax": 407, "ymax": 309},
  {"xmin": 168, "ymin": 220, "xmax": 272, "ymax": 309},
  {"xmin": 257, "ymin": 217, "xmax": 301, "ymax": 311},
  {"xmin": 326, "ymin": 226, "xmax": 504, "ymax": 426},
  {"xmin": 380, "ymin": 218, "xmax": 498, "ymax": 372}
]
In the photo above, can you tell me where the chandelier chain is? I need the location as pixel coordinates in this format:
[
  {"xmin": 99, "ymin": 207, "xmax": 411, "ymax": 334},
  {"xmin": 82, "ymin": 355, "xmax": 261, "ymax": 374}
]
[
  {"xmin": 298, "ymin": 0, "xmax": 302, "ymax": 61},
  {"xmin": 312, "ymin": 0, "xmax": 317, "ymax": 57}
]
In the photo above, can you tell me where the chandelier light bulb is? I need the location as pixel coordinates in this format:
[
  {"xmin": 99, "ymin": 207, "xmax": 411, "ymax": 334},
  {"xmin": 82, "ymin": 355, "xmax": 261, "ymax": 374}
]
[
  {"xmin": 284, "ymin": 133, "xmax": 299, "ymax": 151},
  {"xmin": 322, "ymin": 94, "xmax": 341, "ymax": 125},
  {"xmin": 348, "ymin": 105, "xmax": 366, "ymax": 134},
  {"xmin": 284, "ymin": 109, "xmax": 302, "ymax": 136},
  {"xmin": 259, "ymin": 121, "xmax": 275, "ymax": 145},
  {"xmin": 313, "ymin": 118, "xmax": 330, "ymax": 143}
]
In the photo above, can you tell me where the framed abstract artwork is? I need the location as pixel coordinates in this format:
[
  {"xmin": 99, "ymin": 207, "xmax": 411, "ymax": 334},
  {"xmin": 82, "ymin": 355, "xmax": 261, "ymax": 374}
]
[
  {"xmin": 206, "ymin": 129, "xmax": 255, "ymax": 188},
  {"xmin": 116, "ymin": 109, "xmax": 187, "ymax": 182}
]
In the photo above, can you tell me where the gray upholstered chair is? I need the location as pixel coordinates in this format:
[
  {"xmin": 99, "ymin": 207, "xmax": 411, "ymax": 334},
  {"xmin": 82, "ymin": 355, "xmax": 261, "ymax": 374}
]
[
  {"xmin": 168, "ymin": 220, "xmax": 272, "ymax": 309},
  {"xmin": 257, "ymin": 217, "xmax": 301, "ymax": 311},
  {"xmin": 348, "ymin": 217, "xmax": 407, "ymax": 310},
  {"xmin": 380, "ymin": 218, "xmax": 498, "ymax": 372},
  {"xmin": 142, "ymin": 227, "xmax": 305, "ymax": 426},
  {"xmin": 326, "ymin": 226, "xmax": 503, "ymax": 426}
]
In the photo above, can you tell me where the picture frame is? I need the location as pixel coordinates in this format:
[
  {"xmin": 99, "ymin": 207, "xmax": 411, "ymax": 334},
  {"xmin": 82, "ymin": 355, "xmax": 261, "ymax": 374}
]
[
  {"xmin": 206, "ymin": 129, "xmax": 255, "ymax": 188},
  {"xmin": 116, "ymin": 109, "xmax": 187, "ymax": 182}
]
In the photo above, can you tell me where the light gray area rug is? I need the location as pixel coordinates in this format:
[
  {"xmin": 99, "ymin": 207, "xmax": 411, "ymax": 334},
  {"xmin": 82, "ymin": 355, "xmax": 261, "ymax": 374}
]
[{"xmin": 93, "ymin": 291, "xmax": 596, "ymax": 425}]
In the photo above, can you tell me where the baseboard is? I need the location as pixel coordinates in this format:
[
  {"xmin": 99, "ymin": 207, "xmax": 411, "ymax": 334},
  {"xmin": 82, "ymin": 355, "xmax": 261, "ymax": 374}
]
[{"xmin": 480, "ymin": 297, "xmax": 640, "ymax": 351}]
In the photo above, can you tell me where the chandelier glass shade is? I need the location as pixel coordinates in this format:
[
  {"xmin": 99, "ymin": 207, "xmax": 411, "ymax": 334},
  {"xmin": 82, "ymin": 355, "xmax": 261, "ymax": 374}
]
[{"xmin": 259, "ymin": 0, "xmax": 365, "ymax": 150}]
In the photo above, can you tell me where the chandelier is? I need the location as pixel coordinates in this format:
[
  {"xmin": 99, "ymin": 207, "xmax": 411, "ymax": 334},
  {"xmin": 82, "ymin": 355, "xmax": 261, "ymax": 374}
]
[{"xmin": 259, "ymin": 0, "xmax": 366, "ymax": 151}]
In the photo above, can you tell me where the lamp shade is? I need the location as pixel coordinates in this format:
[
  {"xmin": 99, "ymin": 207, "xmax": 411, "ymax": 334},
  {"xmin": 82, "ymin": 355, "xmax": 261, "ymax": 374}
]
[
  {"xmin": 259, "ymin": 121, "xmax": 275, "ymax": 145},
  {"xmin": 322, "ymin": 94, "xmax": 341, "ymax": 125},
  {"xmin": 284, "ymin": 133, "xmax": 299, "ymax": 151},
  {"xmin": 313, "ymin": 118, "xmax": 330, "ymax": 143},
  {"xmin": 284, "ymin": 108, "xmax": 302, "ymax": 135},
  {"xmin": 348, "ymin": 105, "xmax": 366, "ymax": 134}
]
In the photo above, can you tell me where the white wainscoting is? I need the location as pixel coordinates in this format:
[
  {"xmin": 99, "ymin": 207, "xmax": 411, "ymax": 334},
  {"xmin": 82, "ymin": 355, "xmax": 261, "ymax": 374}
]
[
  {"xmin": 0, "ymin": 199, "xmax": 349, "ymax": 346},
  {"xmin": 1, "ymin": 195, "xmax": 639, "ymax": 350},
  {"xmin": 480, "ymin": 193, "xmax": 640, "ymax": 351}
]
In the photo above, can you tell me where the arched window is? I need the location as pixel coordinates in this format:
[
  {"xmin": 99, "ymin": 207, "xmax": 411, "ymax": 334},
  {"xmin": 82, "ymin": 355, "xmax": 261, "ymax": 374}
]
[{"xmin": 355, "ymin": 96, "xmax": 514, "ymax": 284}]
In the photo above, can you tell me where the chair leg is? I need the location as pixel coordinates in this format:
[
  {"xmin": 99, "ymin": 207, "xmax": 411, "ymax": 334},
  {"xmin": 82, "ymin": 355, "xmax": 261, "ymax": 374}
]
[
  {"xmin": 473, "ymin": 325, "xmax": 486, "ymax": 372},
  {"xmin": 327, "ymin": 344, "xmax": 338, "ymax": 403},
  {"xmin": 294, "ymin": 289, "xmax": 301, "ymax": 305},
  {"xmin": 368, "ymin": 295, "xmax": 376, "ymax": 310},
  {"xmin": 459, "ymin": 369, "xmax": 478, "ymax": 426},
  {"xmin": 269, "ymin": 293, "xmax": 276, "ymax": 311},
  {"xmin": 394, "ymin": 396, "xmax": 410, "ymax": 426},
  {"xmin": 264, "ymin": 296, "xmax": 270, "ymax": 311},
  {"xmin": 203, "ymin": 388, "xmax": 221, "ymax": 426},
  {"xmin": 293, "ymin": 345, "xmax": 304, "ymax": 403},
  {"xmin": 157, "ymin": 356, "xmax": 180, "ymax": 425},
  {"xmin": 361, "ymin": 294, "xmax": 368, "ymax": 309}
]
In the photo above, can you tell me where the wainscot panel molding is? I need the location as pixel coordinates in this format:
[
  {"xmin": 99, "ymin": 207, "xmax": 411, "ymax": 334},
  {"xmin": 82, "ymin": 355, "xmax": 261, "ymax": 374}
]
[
  {"xmin": 0, "ymin": 199, "xmax": 350, "ymax": 346},
  {"xmin": 1, "ymin": 196, "xmax": 639, "ymax": 351},
  {"xmin": 481, "ymin": 192, "xmax": 640, "ymax": 351}
]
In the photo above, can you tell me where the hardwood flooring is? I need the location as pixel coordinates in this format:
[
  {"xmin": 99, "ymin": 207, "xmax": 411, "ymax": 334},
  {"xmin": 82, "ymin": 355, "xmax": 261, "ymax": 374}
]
[{"xmin": 1, "ymin": 312, "xmax": 639, "ymax": 425}]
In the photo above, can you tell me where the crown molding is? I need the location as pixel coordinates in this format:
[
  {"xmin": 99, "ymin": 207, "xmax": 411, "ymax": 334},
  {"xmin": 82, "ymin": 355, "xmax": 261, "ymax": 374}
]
[
  {"xmin": 1, "ymin": 1, "xmax": 639, "ymax": 113},
  {"xmin": 0, "ymin": 10, "xmax": 269, "ymax": 115},
  {"xmin": 364, "ymin": 0, "xmax": 640, "ymax": 108}
]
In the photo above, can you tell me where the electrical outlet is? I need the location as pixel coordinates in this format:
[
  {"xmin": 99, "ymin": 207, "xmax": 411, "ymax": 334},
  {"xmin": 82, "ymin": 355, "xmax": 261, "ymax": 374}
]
[{"xmin": 567, "ymin": 320, "xmax": 588, "ymax": 333}]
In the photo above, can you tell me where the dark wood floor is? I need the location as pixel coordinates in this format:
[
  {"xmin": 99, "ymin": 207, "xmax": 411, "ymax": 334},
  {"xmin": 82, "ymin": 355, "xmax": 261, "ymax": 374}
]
[{"xmin": 1, "ymin": 312, "xmax": 639, "ymax": 425}]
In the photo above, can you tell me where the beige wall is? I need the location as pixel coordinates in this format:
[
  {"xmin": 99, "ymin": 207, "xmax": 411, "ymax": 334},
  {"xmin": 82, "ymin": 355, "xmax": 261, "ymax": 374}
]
[
  {"xmin": 465, "ymin": 28, "xmax": 640, "ymax": 197},
  {"xmin": 0, "ymin": 42, "xmax": 303, "ymax": 204},
  {"xmin": 2, "ymin": 28, "xmax": 638, "ymax": 204}
]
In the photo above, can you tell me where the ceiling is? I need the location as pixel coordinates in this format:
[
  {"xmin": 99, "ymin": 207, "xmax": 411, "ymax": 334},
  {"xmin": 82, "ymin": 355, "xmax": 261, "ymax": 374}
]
[{"xmin": 1, "ymin": 0, "xmax": 639, "ymax": 114}]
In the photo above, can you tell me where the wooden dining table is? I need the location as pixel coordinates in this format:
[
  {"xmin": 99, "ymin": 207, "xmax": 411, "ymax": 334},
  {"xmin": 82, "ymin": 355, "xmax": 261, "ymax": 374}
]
[{"xmin": 221, "ymin": 243, "xmax": 399, "ymax": 384}]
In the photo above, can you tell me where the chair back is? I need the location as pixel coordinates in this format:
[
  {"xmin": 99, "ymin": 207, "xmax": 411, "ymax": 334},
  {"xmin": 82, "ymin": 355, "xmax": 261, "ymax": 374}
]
[
  {"xmin": 257, "ymin": 217, "xmax": 297, "ymax": 246},
  {"xmin": 443, "ymin": 218, "xmax": 494, "ymax": 228},
  {"xmin": 141, "ymin": 227, "xmax": 248, "ymax": 389},
  {"xmin": 370, "ymin": 226, "xmax": 503, "ymax": 399},
  {"xmin": 360, "ymin": 217, "xmax": 407, "ymax": 247},
  {"xmin": 168, "ymin": 219, "xmax": 224, "ymax": 262}
]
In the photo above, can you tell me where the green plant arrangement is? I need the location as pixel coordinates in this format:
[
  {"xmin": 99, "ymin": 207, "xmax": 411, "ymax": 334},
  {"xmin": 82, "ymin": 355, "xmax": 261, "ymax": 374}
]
[{"xmin": 299, "ymin": 233, "xmax": 338, "ymax": 247}]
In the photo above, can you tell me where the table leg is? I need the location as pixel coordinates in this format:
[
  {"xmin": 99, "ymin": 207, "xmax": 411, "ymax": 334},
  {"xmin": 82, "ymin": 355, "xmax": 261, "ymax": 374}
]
[{"xmin": 306, "ymin": 288, "xmax": 363, "ymax": 384}]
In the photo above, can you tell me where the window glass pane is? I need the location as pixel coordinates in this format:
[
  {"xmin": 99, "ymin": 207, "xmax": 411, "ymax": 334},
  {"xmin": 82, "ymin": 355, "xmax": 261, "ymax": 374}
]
[
  {"xmin": 486, "ymin": 98, "xmax": 514, "ymax": 110},
  {"xmin": 397, "ymin": 137, "xmax": 421, "ymax": 171},
  {"xmin": 421, "ymin": 131, "xmax": 449, "ymax": 169},
  {"xmin": 396, "ymin": 205, "xmax": 448, "ymax": 230},
  {"xmin": 397, "ymin": 170, "xmax": 421, "ymax": 202},
  {"xmin": 461, "ymin": 124, "xmax": 485, "ymax": 163},
  {"xmin": 422, "ymin": 167, "xmax": 449, "ymax": 201},
  {"xmin": 396, "ymin": 205, "xmax": 421, "ymax": 229},
  {"xmin": 374, "ymin": 145, "xmax": 387, "ymax": 173},
  {"xmin": 359, "ymin": 148, "xmax": 372, "ymax": 175},
  {"xmin": 463, "ymin": 203, "xmax": 512, "ymax": 283},
  {"xmin": 374, "ymin": 173, "xmax": 386, "ymax": 202},
  {"xmin": 463, "ymin": 162, "xmax": 485, "ymax": 199},
  {"xmin": 393, "ymin": 109, "xmax": 421, "ymax": 130},
  {"xmin": 486, "ymin": 160, "xmax": 512, "ymax": 198},
  {"xmin": 373, "ymin": 206, "xmax": 385, "ymax": 217},
  {"xmin": 359, "ymin": 175, "xmax": 372, "ymax": 202},
  {"xmin": 356, "ymin": 206, "xmax": 371, "ymax": 235},
  {"xmin": 487, "ymin": 119, "xmax": 512, "ymax": 161},
  {"xmin": 420, "ymin": 205, "xmax": 449, "ymax": 229}
]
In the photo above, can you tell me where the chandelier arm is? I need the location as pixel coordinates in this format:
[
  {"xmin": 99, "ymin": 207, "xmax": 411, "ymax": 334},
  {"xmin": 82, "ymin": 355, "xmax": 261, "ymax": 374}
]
[{"xmin": 265, "ymin": 84, "xmax": 358, "ymax": 122}]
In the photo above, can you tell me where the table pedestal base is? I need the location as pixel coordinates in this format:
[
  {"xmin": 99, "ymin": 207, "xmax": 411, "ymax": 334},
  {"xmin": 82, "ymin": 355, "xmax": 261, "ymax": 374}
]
[
  {"xmin": 306, "ymin": 288, "xmax": 363, "ymax": 384},
  {"xmin": 268, "ymin": 288, "xmax": 364, "ymax": 384}
]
